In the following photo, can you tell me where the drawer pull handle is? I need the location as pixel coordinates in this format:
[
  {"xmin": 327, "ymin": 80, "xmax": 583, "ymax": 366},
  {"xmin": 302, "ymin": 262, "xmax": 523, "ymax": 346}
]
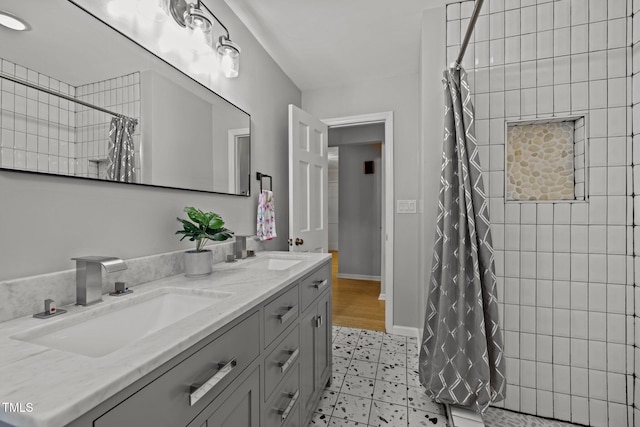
[
  {"xmin": 315, "ymin": 315, "xmax": 323, "ymax": 328},
  {"xmin": 278, "ymin": 390, "xmax": 300, "ymax": 423},
  {"xmin": 189, "ymin": 358, "xmax": 237, "ymax": 406},
  {"xmin": 279, "ymin": 348, "xmax": 300, "ymax": 373},
  {"xmin": 313, "ymin": 279, "xmax": 328, "ymax": 290},
  {"xmin": 277, "ymin": 305, "xmax": 297, "ymax": 324}
]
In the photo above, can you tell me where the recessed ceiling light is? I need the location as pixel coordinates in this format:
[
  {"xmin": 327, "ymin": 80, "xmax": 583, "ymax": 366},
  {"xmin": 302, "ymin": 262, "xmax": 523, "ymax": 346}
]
[{"xmin": 0, "ymin": 11, "xmax": 30, "ymax": 31}]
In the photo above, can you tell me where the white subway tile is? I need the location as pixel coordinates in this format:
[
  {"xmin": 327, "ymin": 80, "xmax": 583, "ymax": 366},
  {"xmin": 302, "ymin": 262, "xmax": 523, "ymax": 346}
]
[
  {"xmin": 505, "ymin": 8, "xmax": 520, "ymax": 37},
  {"xmin": 608, "ymin": 18, "xmax": 627, "ymax": 49},
  {"xmin": 608, "ymin": 0, "xmax": 627, "ymax": 20},
  {"xmin": 589, "ymin": 51, "xmax": 608, "ymax": 80},
  {"xmin": 490, "ymin": 12, "xmax": 505, "ymax": 39},
  {"xmin": 554, "ymin": 393, "xmax": 571, "ymax": 421},
  {"xmin": 553, "ymin": 27, "xmax": 571, "ymax": 56},
  {"xmin": 589, "ymin": 340, "xmax": 607, "ymax": 371},
  {"xmin": 589, "ymin": 253, "xmax": 608, "ymax": 282},
  {"xmin": 588, "ymin": 370, "xmax": 608, "ymax": 400},
  {"xmin": 571, "ymin": 0, "xmax": 589, "ymax": 26},
  {"xmin": 521, "ymin": 33, "xmax": 537, "ymax": 61},
  {"xmin": 554, "ymin": 56, "xmax": 571, "ymax": 84},
  {"xmin": 490, "ymin": 39, "xmax": 505, "ymax": 65},
  {"xmin": 571, "ymin": 24, "xmax": 589, "ymax": 54},
  {"xmin": 521, "ymin": 6, "xmax": 537, "ymax": 34},
  {"xmin": 537, "ymin": 30, "xmax": 554, "ymax": 58},
  {"xmin": 554, "ymin": 84, "xmax": 571, "ymax": 112},
  {"xmin": 521, "ymin": 88, "xmax": 537, "ymax": 116},
  {"xmin": 504, "ymin": 36, "xmax": 521, "ymax": 64},
  {"xmin": 571, "ymin": 395, "xmax": 590, "ymax": 424},
  {"xmin": 608, "ymin": 48, "xmax": 627, "ymax": 78},
  {"xmin": 589, "ymin": 0, "xmax": 607, "ymax": 23}
]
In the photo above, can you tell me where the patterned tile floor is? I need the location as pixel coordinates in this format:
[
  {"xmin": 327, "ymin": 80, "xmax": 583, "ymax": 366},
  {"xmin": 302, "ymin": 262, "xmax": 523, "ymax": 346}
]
[
  {"xmin": 307, "ymin": 326, "xmax": 448, "ymax": 427},
  {"xmin": 310, "ymin": 326, "xmax": 584, "ymax": 427}
]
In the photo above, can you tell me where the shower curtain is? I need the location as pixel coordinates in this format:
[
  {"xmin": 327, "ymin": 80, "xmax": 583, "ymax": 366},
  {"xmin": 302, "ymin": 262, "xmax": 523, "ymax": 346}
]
[
  {"xmin": 418, "ymin": 67, "xmax": 506, "ymax": 413},
  {"xmin": 106, "ymin": 116, "xmax": 137, "ymax": 183}
]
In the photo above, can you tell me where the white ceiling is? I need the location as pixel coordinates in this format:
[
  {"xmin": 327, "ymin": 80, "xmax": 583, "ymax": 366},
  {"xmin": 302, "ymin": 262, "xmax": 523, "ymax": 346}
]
[{"xmin": 223, "ymin": 0, "xmax": 447, "ymax": 91}]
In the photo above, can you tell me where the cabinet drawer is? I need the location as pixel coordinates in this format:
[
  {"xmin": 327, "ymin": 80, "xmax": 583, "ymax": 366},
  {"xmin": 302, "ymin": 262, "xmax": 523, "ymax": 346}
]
[
  {"xmin": 264, "ymin": 325, "xmax": 299, "ymax": 401},
  {"xmin": 265, "ymin": 365, "xmax": 300, "ymax": 427},
  {"xmin": 264, "ymin": 285, "xmax": 299, "ymax": 346},
  {"xmin": 95, "ymin": 311, "xmax": 260, "ymax": 427},
  {"xmin": 300, "ymin": 262, "xmax": 331, "ymax": 312}
]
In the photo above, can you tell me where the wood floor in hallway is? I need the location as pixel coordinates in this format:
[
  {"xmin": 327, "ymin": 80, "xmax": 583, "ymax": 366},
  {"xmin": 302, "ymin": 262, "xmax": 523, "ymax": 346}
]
[{"xmin": 330, "ymin": 251, "xmax": 385, "ymax": 332}]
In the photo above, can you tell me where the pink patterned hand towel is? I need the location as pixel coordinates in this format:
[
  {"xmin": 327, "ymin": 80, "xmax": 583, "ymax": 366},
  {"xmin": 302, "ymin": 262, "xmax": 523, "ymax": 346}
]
[{"xmin": 257, "ymin": 190, "xmax": 277, "ymax": 240}]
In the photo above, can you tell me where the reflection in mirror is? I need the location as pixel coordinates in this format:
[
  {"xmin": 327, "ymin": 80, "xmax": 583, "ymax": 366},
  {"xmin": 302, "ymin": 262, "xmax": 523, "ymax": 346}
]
[{"xmin": 0, "ymin": 0, "xmax": 250, "ymax": 195}]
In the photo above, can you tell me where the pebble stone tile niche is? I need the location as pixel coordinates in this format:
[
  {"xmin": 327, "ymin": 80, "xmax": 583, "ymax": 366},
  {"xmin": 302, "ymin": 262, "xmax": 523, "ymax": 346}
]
[{"xmin": 506, "ymin": 117, "xmax": 586, "ymax": 202}]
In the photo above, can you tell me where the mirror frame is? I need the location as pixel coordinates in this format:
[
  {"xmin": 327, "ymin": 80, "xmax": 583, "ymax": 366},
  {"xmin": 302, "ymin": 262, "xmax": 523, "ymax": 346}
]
[{"xmin": 0, "ymin": 0, "xmax": 251, "ymax": 197}]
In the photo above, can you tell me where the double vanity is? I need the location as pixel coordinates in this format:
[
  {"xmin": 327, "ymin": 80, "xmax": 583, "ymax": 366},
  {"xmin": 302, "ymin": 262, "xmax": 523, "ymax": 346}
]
[{"xmin": 0, "ymin": 251, "xmax": 332, "ymax": 427}]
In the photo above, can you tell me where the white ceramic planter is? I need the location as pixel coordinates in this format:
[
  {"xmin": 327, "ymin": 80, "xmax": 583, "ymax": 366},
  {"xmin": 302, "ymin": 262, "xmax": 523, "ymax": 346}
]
[{"xmin": 183, "ymin": 250, "xmax": 213, "ymax": 277}]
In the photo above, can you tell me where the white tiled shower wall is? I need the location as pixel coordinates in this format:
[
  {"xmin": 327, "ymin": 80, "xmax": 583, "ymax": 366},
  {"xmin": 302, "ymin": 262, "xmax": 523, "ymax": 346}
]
[
  {"xmin": 0, "ymin": 60, "xmax": 77, "ymax": 174},
  {"xmin": 0, "ymin": 59, "xmax": 140, "ymax": 179},
  {"xmin": 632, "ymin": 0, "xmax": 640, "ymax": 424},
  {"xmin": 75, "ymin": 73, "xmax": 141, "ymax": 179},
  {"xmin": 446, "ymin": 1, "xmax": 633, "ymax": 426}
]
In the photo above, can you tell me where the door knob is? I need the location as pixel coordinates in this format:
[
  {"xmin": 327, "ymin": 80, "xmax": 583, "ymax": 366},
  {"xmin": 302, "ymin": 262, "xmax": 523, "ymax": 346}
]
[{"xmin": 295, "ymin": 238, "xmax": 304, "ymax": 246}]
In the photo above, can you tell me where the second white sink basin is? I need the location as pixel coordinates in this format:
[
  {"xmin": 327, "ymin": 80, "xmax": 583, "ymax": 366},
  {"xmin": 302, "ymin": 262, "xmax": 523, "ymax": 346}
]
[
  {"xmin": 247, "ymin": 258, "xmax": 302, "ymax": 270},
  {"xmin": 12, "ymin": 288, "xmax": 230, "ymax": 358}
]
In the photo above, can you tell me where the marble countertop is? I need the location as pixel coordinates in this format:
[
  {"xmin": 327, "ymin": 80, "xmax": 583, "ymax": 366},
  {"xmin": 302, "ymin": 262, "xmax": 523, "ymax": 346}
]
[{"xmin": 0, "ymin": 251, "xmax": 331, "ymax": 427}]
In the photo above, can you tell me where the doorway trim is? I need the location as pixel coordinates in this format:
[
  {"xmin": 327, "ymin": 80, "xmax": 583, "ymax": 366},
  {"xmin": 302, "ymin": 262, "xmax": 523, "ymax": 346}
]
[{"xmin": 322, "ymin": 111, "xmax": 394, "ymax": 333}]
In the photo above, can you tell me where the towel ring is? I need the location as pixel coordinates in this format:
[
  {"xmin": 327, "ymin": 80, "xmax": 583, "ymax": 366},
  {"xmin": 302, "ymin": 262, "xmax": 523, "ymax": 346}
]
[{"xmin": 256, "ymin": 172, "xmax": 272, "ymax": 192}]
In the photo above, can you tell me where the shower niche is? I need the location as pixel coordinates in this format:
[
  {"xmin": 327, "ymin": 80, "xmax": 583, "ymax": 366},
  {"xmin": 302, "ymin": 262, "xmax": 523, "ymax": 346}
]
[{"xmin": 505, "ymin": 117, "xmax": 587, "ymax": 202}]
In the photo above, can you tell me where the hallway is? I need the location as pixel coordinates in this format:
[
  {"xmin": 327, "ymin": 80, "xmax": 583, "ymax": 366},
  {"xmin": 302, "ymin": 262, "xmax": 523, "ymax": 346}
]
[{"xmin": 331, "ymin": 251, "xmax": 385, "ymax": 332}]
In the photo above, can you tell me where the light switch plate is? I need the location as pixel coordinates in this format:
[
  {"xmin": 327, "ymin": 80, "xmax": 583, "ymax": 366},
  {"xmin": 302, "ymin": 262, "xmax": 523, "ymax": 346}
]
[{"xmin": 397, "ymin": 200, "xmax": 417, "ymax": 214}]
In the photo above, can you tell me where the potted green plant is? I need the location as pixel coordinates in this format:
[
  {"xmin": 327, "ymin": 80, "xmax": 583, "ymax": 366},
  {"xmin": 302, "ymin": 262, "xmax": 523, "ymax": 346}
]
[{"xmin": 176, "ymin": 207, "xmax": 234, "ymax": 277}]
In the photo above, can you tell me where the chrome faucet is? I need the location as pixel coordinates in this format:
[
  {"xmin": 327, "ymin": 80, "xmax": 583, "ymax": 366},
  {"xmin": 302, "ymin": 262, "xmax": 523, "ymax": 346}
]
[
  {"xmin": 71, "ymin": 256, "xmax": 127, "ymax": 306},
  {"xmin": 234, "ymin": 236, "xmax": 247, "ymax": 259}
]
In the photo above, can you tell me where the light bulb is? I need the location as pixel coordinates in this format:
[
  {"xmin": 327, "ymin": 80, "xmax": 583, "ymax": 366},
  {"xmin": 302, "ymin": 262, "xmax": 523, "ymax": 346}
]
[
  {"xmin": 218, "ymin": 46, "xmax": 239, "ymax": 78},
  {"xmin": 188, "ymin": 26, "xmax": 212, "ymax": 54}
]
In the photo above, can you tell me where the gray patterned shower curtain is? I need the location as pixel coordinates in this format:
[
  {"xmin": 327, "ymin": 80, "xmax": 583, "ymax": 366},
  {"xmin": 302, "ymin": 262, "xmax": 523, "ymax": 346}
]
[
  {"xmin": 106, "ymin": 116, "xmax": 137, "ymax": 183},
  {"xmin": 418, "ymin": 66, "xmax": 506, "ymax": 413}
]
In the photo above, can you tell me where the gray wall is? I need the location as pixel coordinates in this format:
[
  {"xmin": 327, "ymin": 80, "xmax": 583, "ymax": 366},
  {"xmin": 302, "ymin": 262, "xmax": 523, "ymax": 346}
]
[
  {"xmin": 329, "ymin": 123, "xmax": 385, "ymax": 145},
  {"xmin": 420, "ymin": 7, "xmax": 446, "ymax": 336},
  {"xmin": 0, "ymin": 0, "xmax": 300, "ymax": 281},
  {"xmin": 302, "ymin": 73, "xmax": 421, "ymax": 329},
  {"xmin": 141, "ymin": 70, "xmax": 214, "ymax": 190},
  {"xmin": 337, "ymin": 143, "xmax": 382, "ymax": 278}
]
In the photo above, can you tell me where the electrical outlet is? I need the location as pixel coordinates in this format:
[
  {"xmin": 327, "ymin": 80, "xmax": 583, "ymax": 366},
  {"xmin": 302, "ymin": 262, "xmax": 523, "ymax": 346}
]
[{"xmin": 397, "ymin": 200, "xmax": 416, "ymax": 214}]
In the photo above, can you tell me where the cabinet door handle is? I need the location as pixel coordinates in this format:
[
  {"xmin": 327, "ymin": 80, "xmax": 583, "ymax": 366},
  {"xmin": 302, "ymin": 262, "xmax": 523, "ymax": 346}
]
[
  {"xmin": 313, "ymin": 279, "xmax": 328, "ymax": 290},
  {"xmin": 189, "ymin": 358, "xmax": 237, "ymax": 406},
  {"xmin": 277, "ymin": 305, "xmax": 297, "ymax": 324},
  {"xmin": 279, "ymin": 348, "xmax": 300, "ymax": 373},
  {"xmin": 277, "ymin": 390, "xmax": 300, "ymax": 422},
  {"xmin": 315, "ymin": 315, "xmax": 323, "ymax": 328}
]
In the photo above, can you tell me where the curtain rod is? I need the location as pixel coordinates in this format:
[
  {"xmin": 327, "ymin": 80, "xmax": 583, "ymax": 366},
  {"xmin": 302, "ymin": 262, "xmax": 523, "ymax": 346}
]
[
  {"xmin": 453, "ymin": 0, "xmax": 485, "ymax": 68},
  {"xmin": 0, "ymin": 73, "xmax": 138, "ymax": 124}
]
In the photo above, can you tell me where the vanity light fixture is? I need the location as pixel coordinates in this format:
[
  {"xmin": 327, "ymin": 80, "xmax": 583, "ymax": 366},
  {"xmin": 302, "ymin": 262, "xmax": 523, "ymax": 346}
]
[
  {"xmin": 0, "ymin": 11, "xmax": 30, "ymax": 31},
  {"xmin": 168, "ymin": 0, "xmax": 240, "ymax": 78}
]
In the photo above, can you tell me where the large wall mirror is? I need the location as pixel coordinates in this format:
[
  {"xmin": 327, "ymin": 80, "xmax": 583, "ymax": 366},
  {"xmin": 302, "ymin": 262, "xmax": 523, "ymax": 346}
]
[{"xmin": 0, "ymin": 0, "xmax": 251, "ymax": 195}]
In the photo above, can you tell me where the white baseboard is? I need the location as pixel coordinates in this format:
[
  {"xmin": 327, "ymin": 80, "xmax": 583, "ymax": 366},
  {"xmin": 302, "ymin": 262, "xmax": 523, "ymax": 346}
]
[
  {"xmin": 388, "ymin": 325, "xmax": 420, "ymax": 338},
  {"xmin": 336, "ymin": 273, "xmax": 381, "ymax": 281},
  {"xmin": 378, "ymin": 293, "xmax": 386, "ymax": 300}
]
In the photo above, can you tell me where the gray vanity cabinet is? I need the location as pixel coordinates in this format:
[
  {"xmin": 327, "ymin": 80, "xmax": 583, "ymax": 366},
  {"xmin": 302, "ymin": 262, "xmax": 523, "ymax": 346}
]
[
  {"xmin": 201, "ymin": 367, "xmax": 260, "ymax": 427},
  {"xmin": 63, "ymin": 260, "xmax": 331, "ymax": 427},
  {"xmin": 299, "ymin": 285, "xmax": 332, "ymax": 424}
]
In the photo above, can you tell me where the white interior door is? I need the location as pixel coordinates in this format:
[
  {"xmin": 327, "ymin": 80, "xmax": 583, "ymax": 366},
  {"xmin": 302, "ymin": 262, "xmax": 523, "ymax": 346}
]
[{"xmin": 288, "ymin": 104, "xmax": 328, "ymax": 253}]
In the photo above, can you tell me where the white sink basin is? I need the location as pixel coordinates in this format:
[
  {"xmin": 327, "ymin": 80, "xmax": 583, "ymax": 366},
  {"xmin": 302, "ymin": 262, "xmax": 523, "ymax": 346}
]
[
  {"xmin": 246, "ymin": 258, "xmax": 302, "ymax": 271},
  {"xmin": 12, "ymin": 288, "xmax": 230, "ymax": 358}
]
